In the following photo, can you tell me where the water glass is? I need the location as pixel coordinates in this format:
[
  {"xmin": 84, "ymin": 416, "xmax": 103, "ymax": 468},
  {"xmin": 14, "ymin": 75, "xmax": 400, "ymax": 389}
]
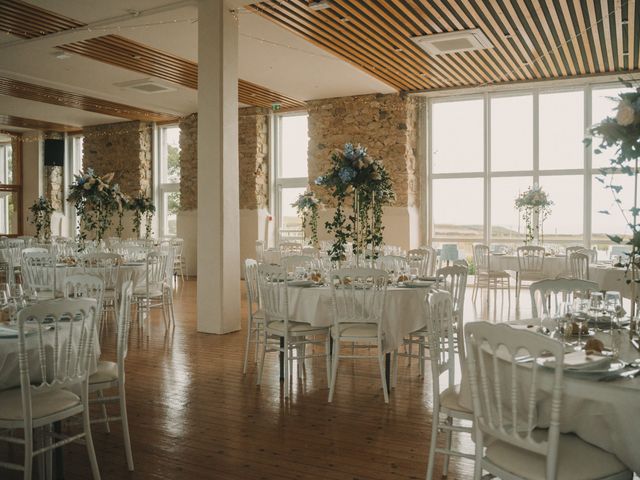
[
  {"xmin": 294, "ymin": 266, "xmax": 306, "ymax": 280},
  {"xmin": 10, "ymin": 284, "xmax": 24, "ymax": 301}
]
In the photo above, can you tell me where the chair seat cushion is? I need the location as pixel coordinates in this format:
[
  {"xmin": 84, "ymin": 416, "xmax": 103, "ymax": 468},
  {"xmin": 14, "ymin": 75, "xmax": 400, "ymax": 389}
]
[
  {"xmin": 133, "ymin": 287, "xmax": 163, "ymax": 297},
  {"xmin": 332, "ymin": 323, "xmax": 378, "ymax": 338},
  {"xmin": 0, "ymin": 387, "xmax": 81, "ymax": 421},
  {"xmin": 89, "ymin": 361, "xmax": 119, "ymax": 384},
  {"xmin": 485, "ymin": 429, "xmax": 631, "ymax": 480},
  {"xmin": 478, "ymin": 270, "xmax": 510, "ymax": 278},
  {"xmin": 266, "ymin": 320, "xmax": 327, "ymax": 334},
  {"xmin": 439, "ymin": 384, "xmax": 472, "ymax": 415}
]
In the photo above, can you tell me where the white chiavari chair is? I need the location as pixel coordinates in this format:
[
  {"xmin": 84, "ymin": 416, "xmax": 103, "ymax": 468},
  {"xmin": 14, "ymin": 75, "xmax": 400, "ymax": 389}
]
[
  {"xmin": 279, "ymin": 241, "xmax": 302, "ymax": 257},
  {"xmin": 516, "ymin": 246, "xmax": 546, "ymax": 299},
  {"xmin": 242, "ymin": 259, "xmax": 264, "ymax": 374},
  {"xmin": 465, "ymin": 321, "xmax": 631, "ymax": 480},
  {"xmin": 436, "ymin": 265, "xmax": 468, "ymax": 362},
  {"xmin": 133, "ymin": 251, "xmax": 169, "ymax": 337},
  {"xmin": 170, "ymin": 237, "xmax": 186, "ymax": 282},
  {"xmin": 328, "ymin": 268, "xmax": 390, "ymax": 403},
  {"xmin": 0, "ymin": 298, "xmax": 101, "ymax": 480},
  {"xmin": 88, "ymin": 281, "xmax": 135, "ymax": 471},
  {"xmin": 472, "ymin": 244, "xmax": 511, "ymax": 305},
  {"xmin": 425, "ymin": 291, "xmax": 474, "ymax": 480},
  {"xmin": 21, "ymin": 252, "xmax": 57, "ymax": 300},
  {"xmin": 569, "ymin": 252, "xmax": 590, "ymax": 280},
  {"xmin": 63, "ymin": 274, "xmax": 105, "ymax": 330},
  {"xmin": 407, "ymin": 248, "xmax": 435, "ymax": 278},
  {"xmin": 82, "ymin": 253, "xmax": 123, "ymax": 332},
  {"xmin": 529, "ymin": 278, "xmax": 599, "ymax": 318},
  {"xmin": 256, "ymin": 265, "xmax": 331, "ymax": 398}
]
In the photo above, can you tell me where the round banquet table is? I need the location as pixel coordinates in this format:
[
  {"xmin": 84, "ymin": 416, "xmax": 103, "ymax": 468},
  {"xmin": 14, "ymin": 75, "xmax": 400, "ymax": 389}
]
[
  {"xmin": 489, "ymin": 254, "xmax": 569, "ymax": 277},
  {"xmin": 287, "ymin": 284, "xmax": 430, "ymax": 353},
  {"xmin": 458, "ymin": 320, "xmax": 640, "ymax": 474},
  {"xmin": 54, "ymin": 262, "xmax": 147, "ymax": 294},
  {"xmin": 0, "ymin": 321, "xmax": 101, "ymax": 391},
  {"xmin": 589, "ymin": 264, "xmax": 634, "ymax": 298}
]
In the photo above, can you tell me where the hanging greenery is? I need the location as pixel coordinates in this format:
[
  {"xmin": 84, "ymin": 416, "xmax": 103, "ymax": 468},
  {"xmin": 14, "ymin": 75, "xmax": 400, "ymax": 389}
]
[
  {"xmin": 128, "ymin": 193, "xmax": 156, "ymax": 239},
  {"xmin": 586, "ymin": 79, "xmax": 640, "ymax": 318},
  {"xmin": 514, "ymin": 185, "xmax": 553, "ymax": 245},
  {"xmin": 28, "ymin": 196, "xmax": 54, "ymax": 242},
  {"xmin": 67, "ymin": 169, "xmax": 127, "ymax": 245},
  {"xmin": 291, "ymin": 190, "xmax": 321, "ymax": 247},
  {"xmin": 315, "ymin": 143, "xmax": 395, "ymax": 262}
]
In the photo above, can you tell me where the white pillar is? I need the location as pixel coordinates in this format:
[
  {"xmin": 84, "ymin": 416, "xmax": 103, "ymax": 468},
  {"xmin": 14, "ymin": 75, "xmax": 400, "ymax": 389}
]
[{"xmin": 197, "ymin": 0, "xmax": 240, "ymax": 334}]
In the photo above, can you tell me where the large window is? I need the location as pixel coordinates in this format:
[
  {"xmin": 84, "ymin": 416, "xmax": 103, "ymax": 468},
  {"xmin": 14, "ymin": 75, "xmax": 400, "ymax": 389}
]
[
  {"xmin": 157, "ymin": 125, "xmax": 180, "ymax": 237},
  {"xmin": 0, "ymin": 137, "xmax": 20, "ymax": 236},
  {"xmin": 274, "ymin": 113, "xmax": 308, "ymax": 243},
  {"xmin": 427, "ymin": 82, "xmax": 632, "ymax": 258}
]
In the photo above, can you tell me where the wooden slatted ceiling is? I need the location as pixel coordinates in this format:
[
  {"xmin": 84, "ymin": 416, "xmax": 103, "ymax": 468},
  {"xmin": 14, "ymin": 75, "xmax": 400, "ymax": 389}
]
[
  {"xmin": 59, "ymin": 35, "xmax": 307, "ymax": 109},
  {"xmin": 248, "ymin": 0, "xmax": 640, "ymax": 91},
  {"xmin": 0, "ymin": 114, "xmax": 75, "ymax": 132},
  {"xmin": 0, "ymin": 0, "xmax": 306, "ymax": 110},
  {"xmin": 0, "ymin": 76, "xmax": 178, "ymax": 122}
]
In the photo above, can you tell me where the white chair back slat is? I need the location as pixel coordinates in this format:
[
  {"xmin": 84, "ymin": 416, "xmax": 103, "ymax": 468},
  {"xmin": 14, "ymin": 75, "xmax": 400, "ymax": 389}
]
[
  {"xmin": 117, "ymin": 281, "xmax": 134, "ymax": 371},
  {"xmin": 407, "ymin": 248, "xmax": 435, "ymax": 277},
  {"xmin": 529, "ymin": 278, "xmax": 599, "ymax": 318},
  {"xmin": 516, "ymin": 246, "xmax": 545, "ymax": 273},
  {"xmin": 144, "ymin": 252, "xmax": 169, "ymax": 292},
  {"xmin": 22, "ymin": 252, "xmax": 57, "ymax": 294},
  {"xmin": 244, "ymin": 259, "xmax": 260, "ymax": 316},
  {"xmin": 435, "ymin": 265, "xmax": 468, "ymax": 360},
  {"xmin": 426, "ymin": 291, "xmax": 456, "ymax": 389},
  {"xmin": 279, "ymin": 242, "xmax": 302, "ymax": 257},
  {"xmin": 257, "ymin": 265, "xmax": 289, "ymax": 325},
  {"xmin": 328, "ymin": 268, "xmax": 388, "ymax": 328},
  {"xmin": 465, "ymin": 322, "xmax": 565, "ymax": 479},
  {"xmin": 473, "ymin": 244, "xmax": 490, "ymax": 272},
  {"xmin": 569, "ymin": 252, "xmax": 590, "ymax": 280},
  {"xmin": 63, "ymin": 274, "xmax": 105, "ymax": 320}
]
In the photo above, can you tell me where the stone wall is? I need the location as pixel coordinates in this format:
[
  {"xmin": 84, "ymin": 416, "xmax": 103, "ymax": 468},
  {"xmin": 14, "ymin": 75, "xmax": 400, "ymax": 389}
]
[
  {"xmin": 179, "ymin": 113, "xmax": 197, "ymax": 211},
  {"xmin": 239, "ymin": 107, "xmax": 269, "ymax": 210},
  {"xmin": 307, "ymin": 93, "xmax": 419, "ymax": 208},
  {"xmin": 83, "ymin": 121, "xmax": 152, "ymax": 196},
  {"xmin": 44, "ymin": 166, "xmax": 63, "ymax": 211}
]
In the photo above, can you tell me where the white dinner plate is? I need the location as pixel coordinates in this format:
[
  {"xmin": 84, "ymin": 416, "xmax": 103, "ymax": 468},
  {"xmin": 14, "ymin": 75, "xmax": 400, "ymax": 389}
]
[{"xmin": 538, "ymin": 350, "xmax": 611, "ymax": 371}]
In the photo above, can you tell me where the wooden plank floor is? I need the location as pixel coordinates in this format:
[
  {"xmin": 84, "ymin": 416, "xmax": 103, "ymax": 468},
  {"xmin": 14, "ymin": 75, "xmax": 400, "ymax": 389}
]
[{"xmin": 2, "ymin": 280, "xmax": 524, "ymax": 479}]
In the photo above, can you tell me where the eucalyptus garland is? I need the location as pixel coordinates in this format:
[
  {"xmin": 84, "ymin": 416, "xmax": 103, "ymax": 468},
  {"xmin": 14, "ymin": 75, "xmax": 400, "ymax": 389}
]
[
  {"xmin": 28, "ymin": 196, "xmax": 54, "ymax": 242},
  {"xmin": 315, "ymin": 143, "xmax": 395, "ymax": 262},
  {"xmin": 291, "ymin": 190, "xmax": 321, "ymax": 247}
]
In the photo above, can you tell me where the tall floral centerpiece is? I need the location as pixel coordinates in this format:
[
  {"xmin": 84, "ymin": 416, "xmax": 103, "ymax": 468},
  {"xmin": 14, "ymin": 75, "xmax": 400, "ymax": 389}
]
[
  {"xmin": 315, "ymin": 143, "xmax": 395, "ymax": 264},
  {"xmin": 515, "ymin": 185, "xmax": 553, "ymax": 245},
  {"xmin": 128, "ymin": 194, "xmax": 156, "ymax": 239},
  {"xmin": 291, "ymin": 190, "xmax": 321, "ymax": 247},
  {"xmin": 28, "ymin": 196, "xmax": 54, "ymax": 242},
  {"xmin": 67, "ymin": 169, "xmax": 125, "ymax": 244},
  {"xmin": 587, "ymin": 81, "xmax": 640, "ymax": 321}
]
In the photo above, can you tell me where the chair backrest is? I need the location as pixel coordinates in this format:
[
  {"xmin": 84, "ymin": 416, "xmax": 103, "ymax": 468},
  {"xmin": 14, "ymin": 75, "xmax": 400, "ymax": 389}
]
[
  {"xmin": 244, "ymin": 259, "xmax": 260, "ymax": 317},
  {"xmin": 473, "ymin": 244, "xmax": 490, "ymax": 271},
  {"xmin": 328, "ymin": 268, "xmax": 388, "ymax": 330},
  {"xmin": 280, "ymin": 254, "xmax": 318, "ymax": 273},
  {"xmin": 16, "ymin": 298, "xmax": 98, "ymax": 427},
  {"xmin": 169, "ymin": 237, "xmax": 184, "ymax": 261},
  {"xmin": 516, "ymin": 246, "xmax": 545, "ymax": 272},
  {"xmin": 425, "ymin": 291, "xmax": 456, "ymax": 397},
  {"xmin": 569, "ymin": 252, "xmax": 590, "ymax": 280},
  {"xmin": 301, "ymin": 246, "xmax": 320, "ymax": 257},
  {"xmin": 144, "ymin": 251, "xmax": 169, "ymax": 291},
  {"xmin": 23, "ymin": 247, "xmax": 49, "ymax": 256},
  {"xmin": 255, "ymin": 240, "xmax": 265, "ymax": 262},
  {"xmin": 435, "ymin": 265, "xmax": 468, "ymax": 360},
  {"xmin": 465, "ymin": 322, "xmax": 564, "ymax": 480},
  {"xmin": 63, "ymin": 273, "xmax": 105, "ymax": 319},
  {"xmin": 22, "ymin": 252, "xmax": 57, "ymax": 293},
  {"xmin": 407, "ymin": 248, "xmax": 435, "ymax": 277},
  {"xmin": 257, "ymin": 264, "xmax": 289, "ymax": 325},
  {"xmin": 279, "ymin": 242, "xmax": 302, "ymax": 256},
  {"xmin": 375, "ymin": 255, "xmax": 409, "ymax": 273},
  {"xmin": 565, "ymin": 245, "xmax": 584, "ymax": 260},
  {"xmin": 117, "ymin": 281, "xmax": 134, "ymax": 373},
  {"xmin": 529, "ymin": 278, "xmax": 598, "ymax": 318},
  {"xmin": 17, "ymin": 236, "xmax": 33, "ymax": 247}
]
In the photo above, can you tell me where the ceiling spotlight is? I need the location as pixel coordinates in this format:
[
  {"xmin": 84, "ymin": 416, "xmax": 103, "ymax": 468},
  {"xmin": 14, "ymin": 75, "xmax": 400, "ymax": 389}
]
[
  {"xmin": 308, "ymin": 0, "xmax": 332, "ymax": 11},
  {"xmin": 52, "ymin": 50, "xmax": 72, "ymax": 60}
]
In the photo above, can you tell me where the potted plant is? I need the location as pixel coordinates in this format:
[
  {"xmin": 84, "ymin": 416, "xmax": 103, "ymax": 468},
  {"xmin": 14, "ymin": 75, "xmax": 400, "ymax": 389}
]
[
  {"xmin": 515, "ymin": 185, "xmax": 553, "ymax": 245},
  {"xmin": 291, "ymin": 190, "xmax": 321, "ymax": 247},
  {"xmin": 28, "ymin": 196, "xmax": 54, "ymax": 242},
  {"xmin": 128, "ymin": 193, "xmax": 156, "ymax": 239}
]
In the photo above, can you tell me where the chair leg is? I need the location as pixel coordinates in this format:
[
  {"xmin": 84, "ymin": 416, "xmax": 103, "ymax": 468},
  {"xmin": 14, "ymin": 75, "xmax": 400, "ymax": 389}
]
[
  {"xmin": 377, "ymin": 346, "xmax": 389, "ymax": 404},
  {"xmin": 256, "ymin": 331, "xmax": 268, "ymax": 386},
  {"xmin": 24, "ymin": 425, "xmax": 33, "ymax": 480},
  {"xmin": 242, "ymin": 316, "xmax": 254, "ymax": 374},
  {"xmin": 473, "ymin": 427, "xmax": 484, "ymax": 480},
  {"xmin": 425, "ymin": 407, "xmax": 439, "ymax": 480},
  {"xmin": 442, "ymin": 416, "xmax": 453, "ymax": 477},
  {"xmin": 283, "ymin": 335, "xmax": 290, "ymax": 398},
  {"xmin": 119, "ymin": 384, "xmax": 134, "ymax": 471},
  {"xmin": 325, "ymin": 334, "xmax": 332, "ymax": 387},
  {"xmin": 82, "ymin": 406, "xmax": 102, "ymax": 480},
  {"xmin": 97, "ymin": 390, "xmax": 110, "ymax": 433},
  {"xmin": 328, "ymin": 339, "xmax": 340, "ymax": 403}
]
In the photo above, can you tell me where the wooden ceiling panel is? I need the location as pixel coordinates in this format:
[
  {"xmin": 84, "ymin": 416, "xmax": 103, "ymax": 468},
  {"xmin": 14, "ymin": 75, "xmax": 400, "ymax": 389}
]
[
  {"xmin": 0, "ymin": 76, "xmax": 178, "ymax": 122},
  {"xmin": 249, "ymin": 0, "xmax": 640, "ymax": 91},
  {"xmin": 0, "ymin": 114, "xmax": 75, "ymax": 132},
  {"xmin": 0, "ymin": 0, "xmax": 83, "ymax": 38}
]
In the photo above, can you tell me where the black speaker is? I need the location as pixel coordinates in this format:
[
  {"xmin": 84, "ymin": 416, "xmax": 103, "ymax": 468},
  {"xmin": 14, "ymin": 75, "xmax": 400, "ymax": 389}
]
[{"xmin": 44, "ymin": 139, "xmax": 64, "ymax": 167}]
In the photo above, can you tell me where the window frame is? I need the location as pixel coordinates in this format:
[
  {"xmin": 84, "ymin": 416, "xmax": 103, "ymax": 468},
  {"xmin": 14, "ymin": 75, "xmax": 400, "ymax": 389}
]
[
  {"xmin": 155, "ymin": 124, "xmax": 181, "ymax": 239},
  {"xmin": 0, "ymin": 136, "xmax": 22, "ymax": 236},
  {"xmin": 425, "ymin": 79, "xmax": 631, "ymax": 250}
]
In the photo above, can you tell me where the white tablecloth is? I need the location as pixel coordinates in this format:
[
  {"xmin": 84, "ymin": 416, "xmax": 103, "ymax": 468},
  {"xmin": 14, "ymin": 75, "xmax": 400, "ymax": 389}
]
[
  {"xmin": 489, "ymin": 254, "xmax": 569, "ymax": 278},
  {"xmin": 590, "ymin": 264, "xmax": 633, "ymax": 297},
  {"xmin": 459, "ymin": 320, "xmax": 640, "ymax": 473},
  {"xmin": 287, "ymin": 285, "xmax": 428, "ymax": 352},
  {"xmin": 54, "ymin": 263, "xmax": 146, "ymax": 294},
  {"xmin": 0, "ymin": 322, "xmax": 101, "ymax": 390}
]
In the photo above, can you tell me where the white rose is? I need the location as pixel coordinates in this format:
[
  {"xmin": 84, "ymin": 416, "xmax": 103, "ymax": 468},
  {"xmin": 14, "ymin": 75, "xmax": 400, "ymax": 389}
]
[{"xmin": 616, "ymin": 101, "xmax": 635, "ymax": 126}]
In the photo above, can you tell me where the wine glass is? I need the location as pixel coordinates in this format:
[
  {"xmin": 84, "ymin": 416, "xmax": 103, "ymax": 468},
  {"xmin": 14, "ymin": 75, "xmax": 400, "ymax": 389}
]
[
  {"xmin": 556, "ymin": 301, "xmax": 573, "ymax": 338},
  {"xmin": 573, "ymin": 296, "xmax": 590, "ymax": 347},
  {"xmin": 10, "ymin": 284, "xmax": 23, "ymax": 301},
  {"xmin": 604, "ymin": 291, "xmax": 622, "ymax": 330}
]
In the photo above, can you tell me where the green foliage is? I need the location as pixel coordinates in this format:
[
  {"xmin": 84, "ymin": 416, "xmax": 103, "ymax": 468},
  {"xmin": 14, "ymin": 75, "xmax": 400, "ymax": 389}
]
[
  {"xmin": 128, "ymin": 194, "xmax": 156, "ymax": 239},
  {"xmin": 28, "ymin": 196, "xmax": 54, "ymax": 241},
  {"xmin": 315, "ymin": 143, "xmax": 395, "ymax": 262},
  {"xmin": 291, "ymin": 191, "xmax": 321, "ymax": 247}
]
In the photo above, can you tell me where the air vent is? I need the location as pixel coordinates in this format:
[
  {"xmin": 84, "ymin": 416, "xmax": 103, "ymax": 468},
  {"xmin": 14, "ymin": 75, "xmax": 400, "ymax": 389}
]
[
  {"xmin": 411, "ymin": 29, "xmax": 493, "ymax": 56},
  {"xmin": 115, "ymin": 78, "xmax": 176, "ymax": 94}
]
